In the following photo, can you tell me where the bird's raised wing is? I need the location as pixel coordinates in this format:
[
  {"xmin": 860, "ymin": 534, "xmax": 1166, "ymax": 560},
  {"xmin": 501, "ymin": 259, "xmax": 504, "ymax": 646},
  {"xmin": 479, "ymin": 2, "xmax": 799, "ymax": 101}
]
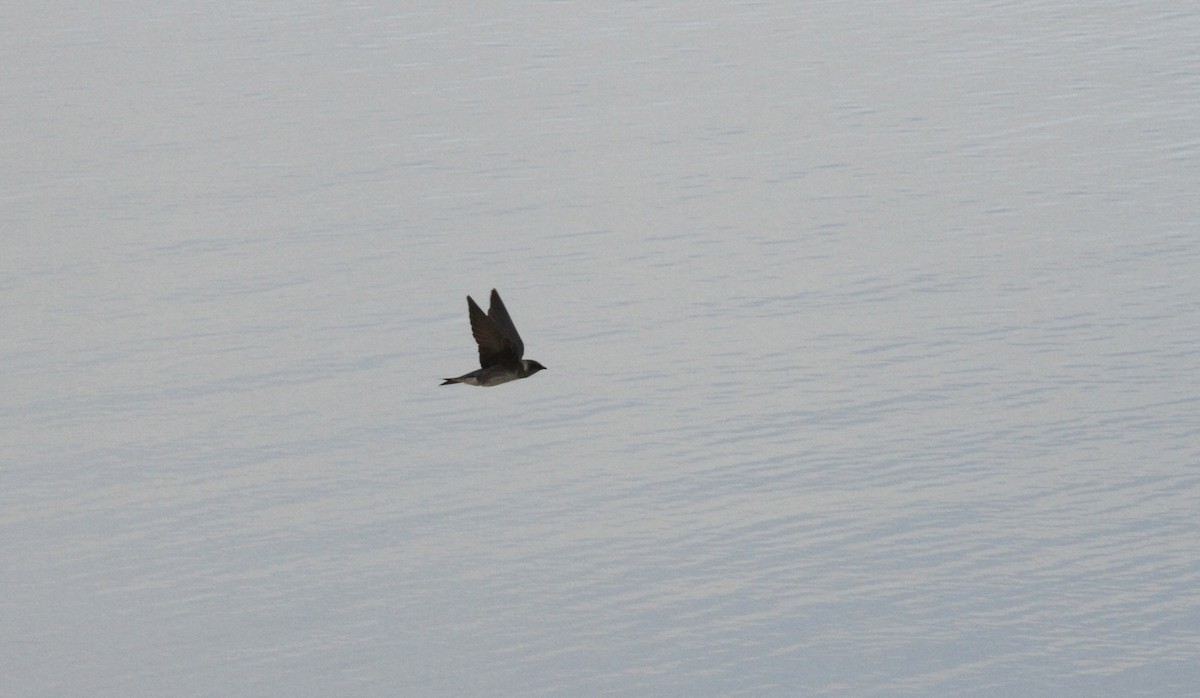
[
  {"xmin": 469, "ymin": 294, "xmax": 520, "ymax": 368},
  {"xmin": 486, "ymin": 289, "xmax": 525, "ymax": 360}
]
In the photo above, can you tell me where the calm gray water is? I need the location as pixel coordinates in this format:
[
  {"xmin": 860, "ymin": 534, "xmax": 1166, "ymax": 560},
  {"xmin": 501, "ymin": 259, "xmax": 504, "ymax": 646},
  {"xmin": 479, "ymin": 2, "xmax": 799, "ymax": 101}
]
[{"xmin": 4, "ymin": 2, "xmax": 1199, "ymax": 696}]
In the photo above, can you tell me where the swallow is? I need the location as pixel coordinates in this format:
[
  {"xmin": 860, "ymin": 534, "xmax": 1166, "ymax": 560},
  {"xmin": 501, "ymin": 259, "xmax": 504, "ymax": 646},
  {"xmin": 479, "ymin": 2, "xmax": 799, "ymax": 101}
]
[{"xmin": 441, "ymin": 289, "xmax": 547, "ymax": 387}]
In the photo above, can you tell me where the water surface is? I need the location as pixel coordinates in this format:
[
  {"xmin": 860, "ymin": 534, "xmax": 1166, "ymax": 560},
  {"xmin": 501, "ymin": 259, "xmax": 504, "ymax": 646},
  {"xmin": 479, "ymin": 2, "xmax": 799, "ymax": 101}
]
[{"xmin": 4, "ymin": 2, "xmax": 1199, "ymax": 696}]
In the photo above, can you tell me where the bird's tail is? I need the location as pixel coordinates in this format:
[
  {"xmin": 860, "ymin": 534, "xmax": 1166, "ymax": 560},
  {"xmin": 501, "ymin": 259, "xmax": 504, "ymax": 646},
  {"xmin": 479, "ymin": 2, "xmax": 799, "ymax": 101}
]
[{"xmin": 440, "ymin": 378, "xmax": 460, "ymax": 386}]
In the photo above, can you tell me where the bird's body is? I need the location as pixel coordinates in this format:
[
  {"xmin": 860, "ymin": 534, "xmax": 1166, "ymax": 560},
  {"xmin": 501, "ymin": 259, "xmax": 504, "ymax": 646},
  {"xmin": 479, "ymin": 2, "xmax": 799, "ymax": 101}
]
[
  {"xmin": 439, "ymin": 360, "xmax": 545, "ymax": 387},
  {"xmin": 441, "ymin": 289, "xmax": 546, "ymax": 387}
]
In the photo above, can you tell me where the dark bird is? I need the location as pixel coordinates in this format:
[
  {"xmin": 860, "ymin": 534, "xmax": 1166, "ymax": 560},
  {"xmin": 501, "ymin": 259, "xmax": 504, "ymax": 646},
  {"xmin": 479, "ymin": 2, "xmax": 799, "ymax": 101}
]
[{"xmin": 441, "ymin": 289, "xmax": 547, "ymax": 387}]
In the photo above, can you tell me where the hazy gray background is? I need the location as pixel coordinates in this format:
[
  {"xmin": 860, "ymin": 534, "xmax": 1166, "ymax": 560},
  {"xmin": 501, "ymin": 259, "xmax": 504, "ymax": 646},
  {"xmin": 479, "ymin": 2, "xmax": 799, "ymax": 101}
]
[{"xmin": 4, "ymin": 2, "xmax": 1198, "ymax": 696}]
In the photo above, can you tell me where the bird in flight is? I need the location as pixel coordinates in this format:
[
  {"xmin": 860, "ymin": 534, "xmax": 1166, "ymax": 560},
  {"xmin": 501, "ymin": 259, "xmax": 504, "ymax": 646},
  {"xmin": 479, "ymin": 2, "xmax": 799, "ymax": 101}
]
[{"xmin": 441, "ymin": 289, "xmax": 547, "ymax": 387}]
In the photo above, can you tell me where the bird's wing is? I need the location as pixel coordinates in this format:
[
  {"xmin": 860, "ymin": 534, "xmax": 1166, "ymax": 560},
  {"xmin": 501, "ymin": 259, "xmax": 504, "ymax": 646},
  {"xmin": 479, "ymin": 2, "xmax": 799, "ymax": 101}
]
[
  {"xmin": 469, "ymin": 294, "xmax": 520, "ymax": 368},
  {"xmin": 486, "ymin": 289, "xmax": 525, "ymax": 359}
]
